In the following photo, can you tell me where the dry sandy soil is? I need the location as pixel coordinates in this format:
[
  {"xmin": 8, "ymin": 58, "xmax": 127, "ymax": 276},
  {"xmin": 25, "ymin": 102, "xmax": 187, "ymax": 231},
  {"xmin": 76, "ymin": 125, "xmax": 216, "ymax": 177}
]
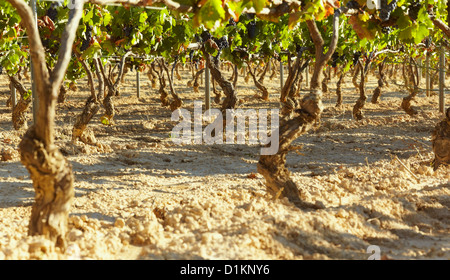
[{"xmin": 0, "ymin": 64, "xmax": 448, "ymax": 260}]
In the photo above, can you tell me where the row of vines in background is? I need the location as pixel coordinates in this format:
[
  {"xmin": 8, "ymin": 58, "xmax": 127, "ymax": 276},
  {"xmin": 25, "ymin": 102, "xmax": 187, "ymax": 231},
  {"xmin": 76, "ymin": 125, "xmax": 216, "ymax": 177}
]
[{"xmin": 2, "ymin": 1, "xmax": 448, "ymax": 128}]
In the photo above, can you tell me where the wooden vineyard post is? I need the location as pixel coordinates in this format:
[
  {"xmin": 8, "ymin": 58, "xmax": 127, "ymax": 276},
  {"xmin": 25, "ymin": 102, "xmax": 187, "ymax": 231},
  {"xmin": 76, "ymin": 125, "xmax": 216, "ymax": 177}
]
[
  {"xmin": 426, "ymin": 52, "xmax": 431, "ymax": 97},
  {"xmin": 439, "ymin": 45, "xmax": 445, "ymax": 113},
  {"xmin": 280, "ymin": 60, "xmax": 284, "ymax": 90},
  {"xmin": 136, "ymin": 70, "xmax": 140, "ymax": 98},
  {"xmin": 205, "ymin": 66, "xmax": 210, "ymax": 111},
  {"xmin": 418, "ymin": 58, "xmax": 422, "ymax": 84}
]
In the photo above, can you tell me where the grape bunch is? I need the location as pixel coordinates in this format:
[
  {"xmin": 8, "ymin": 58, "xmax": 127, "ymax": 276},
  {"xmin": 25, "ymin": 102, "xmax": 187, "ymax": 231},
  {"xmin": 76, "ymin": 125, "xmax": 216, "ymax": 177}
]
[
  {"xmin": 80, "ymin": 25, "xmax": 92, "ymax": 52},
  {"xmin": 46, "ymin": 6, "xmax": 58, "ymax": 22},
  {"xmin": 0, "ymin": 66, "xmax": 3, "ymax": 75},
  {"xmin": 381, "ymin": 26, "xmax": 392, "ymax": 34},
  {"xmin": 226, "ymin": 18, "xmax": 236, "ymax": 27},
  {"xmin": 331, "ymin": 52, "xmax": 340, "ymax": 68},
  {"xmin": 42, "ymin": 38, "xmax": 50, "ymax": 49},
  {"xmin": 189, "ymin": 50, "xmax": 194, "ymax": 62},
  {"xmin": 247, "ymin": 21, "xmax": 257, "ymax": 39},
  {"xmin": 123, "ymin": 25, "xmax": 133, "ymax": 37},
  {"xmin": 212, "ymin": 36, "xmax": 229, "ymax": 62},
  {"xmin": 408, "ymin": 1, "xmax": 421, "ymax": 21},
  {"xmin": 379, "ymin": 0, "xmax": 399, "ymax": 22},
  {"xmin": 424, "ymin": 37, "xmax": 432, "ymax": 48},
  {"xmin": 346, "ymin": 0, "xmax": 360, "ymax": 9},
  {"xmin": 353, "ymin": 51, "xmax": 362, "ymax": 66},
  {"xmin": 200, "ymin": 30, "xmax": 212, "ymax": 43},
  {"xmin": 214, "ymin": 36, "xmax": 229, "ymax": 51}
]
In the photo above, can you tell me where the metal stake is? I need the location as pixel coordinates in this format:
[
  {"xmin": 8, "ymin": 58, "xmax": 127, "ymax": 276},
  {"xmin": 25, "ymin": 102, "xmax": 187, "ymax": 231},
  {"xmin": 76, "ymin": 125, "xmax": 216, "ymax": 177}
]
[
  {"xmin": 136, "ymin": 70, "xmax": 140, "ymax": 98},
  {"xmin": 205, "ymin": 66, "xmax": 210, "ymax": 111},
  {"xmin": 439, "ymin": 45, "xmax": 445, "ymax": 114},
  {"xmin": 280, "ymin": 61, "xmax": 284, "ymax": 90}
]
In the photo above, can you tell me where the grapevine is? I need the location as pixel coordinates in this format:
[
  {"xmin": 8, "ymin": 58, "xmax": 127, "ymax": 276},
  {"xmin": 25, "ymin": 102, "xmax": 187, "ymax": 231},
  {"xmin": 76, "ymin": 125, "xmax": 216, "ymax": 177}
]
[{"xmin": 1, "ymin": 0, "xmax": 450, "ymax": 260}]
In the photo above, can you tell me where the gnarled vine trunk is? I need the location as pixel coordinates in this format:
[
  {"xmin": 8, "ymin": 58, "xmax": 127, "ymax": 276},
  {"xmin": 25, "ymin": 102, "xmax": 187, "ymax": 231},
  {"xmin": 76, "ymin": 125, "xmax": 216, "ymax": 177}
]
[
  {"xmin": 203, "ymin": 47, "xmax": 237, "ymax": 113},
  {"xmin": 153, "ymin": 62, "xmax": 170, "ymax": 107},
  {"xmin": 160, "ymin": 59, "xmax": 183, "ymax": 111},
  {"xmin": 432, "ymin": 108, "xmax": 450, "ymax": 170},
  {"xmin": 258, "ymin": 11, "xmax": 340, "ymax": 208},
  {"xmin": 280, "ymin": 52, "xmax": 303, "ymax": 103},
  {"xmin": 72, "ymin": 58, "xmax": 104, "ymax": 143},
  {"xmin": 257, "ymin": 110, "xmax": 322, "ymax": 209},
  {"xmin": 371, "ymin": 60, "xmax": 386, "ymax": 104},
  {"xmin": 401, "ymin": 58, "xmax": 420, "ymax": 116},
  {"xmin": 9, "ymin": 75, "xmax": 31, "ymax": 130},
  {"xmin": 57, "ymin": 85, "xmax": 67, "ymax": 103},
  {"xmin": 20, "ymin": 127, "xmax": 74, "ymax": 248},
  {"xmin": 353, "ymin": 60, "xmax": 368, "ymax": 120},
  {"xmin": 153, "ymin": 59, "xmax": 183, "ymax": 111},
  {"xmin": 248, "ymin": 63, "xmax": 269, "ymax": 101},
  {"xmin": 147, "ymin": 65, "xmax": 158, "ymax": 89},
  {"xmin": 335, "ymin": 71, "xmax": 344, "ymax": 107},
  {"xmin": 8, "ymin": 0, "xmax": 83, "ymax": 249},
  {"xmin": 189, "ymin": 68, "xmax": 205, "ymax": 93},
  {"xmin": 99, "ymin": 52, "xmax": 131, "ymax": 123},
  {"xmin": 322, "ymin": 68, "xmax": 329, "ymax": 93}
]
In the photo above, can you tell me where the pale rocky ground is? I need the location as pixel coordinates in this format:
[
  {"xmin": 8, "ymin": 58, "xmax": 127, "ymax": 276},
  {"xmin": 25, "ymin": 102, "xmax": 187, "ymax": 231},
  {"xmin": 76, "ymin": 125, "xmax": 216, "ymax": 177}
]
[{"xmin": 0, "ymin": 64, "xmax": 448, "ymax": 260}]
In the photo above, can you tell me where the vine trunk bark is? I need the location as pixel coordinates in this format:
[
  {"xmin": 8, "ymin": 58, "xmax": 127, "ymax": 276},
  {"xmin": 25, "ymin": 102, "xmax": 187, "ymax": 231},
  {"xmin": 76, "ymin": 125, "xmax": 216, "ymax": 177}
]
[
  {"xmin": 257, "ymin": 11, "xmax": 340, "ymax": 208},
  {"xmin": 8, "ymin": 0, "xmax": 83, "ymax": 249}
]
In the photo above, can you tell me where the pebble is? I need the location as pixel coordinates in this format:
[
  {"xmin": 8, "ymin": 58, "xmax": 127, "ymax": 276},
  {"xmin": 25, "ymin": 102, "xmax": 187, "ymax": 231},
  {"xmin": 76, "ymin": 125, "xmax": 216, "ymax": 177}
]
[
  {"xmin": 68, "ymin": 229, "xmax": 83, "ymax": 241},
  {"xmin": 114, "ymin": 218, "xmax": 125, "ymax": 228}
]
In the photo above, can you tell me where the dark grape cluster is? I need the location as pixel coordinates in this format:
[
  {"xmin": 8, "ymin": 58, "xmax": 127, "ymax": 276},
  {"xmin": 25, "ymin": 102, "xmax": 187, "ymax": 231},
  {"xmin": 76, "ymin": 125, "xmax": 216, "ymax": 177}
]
[
  {"xmin": 408, "ymin": 1, "xmax": 421, "ymax": 21},
  {"xmin": 381, "ymin": 26, "xmax": 392, "ymax": 34},
  {"xmin": 353, "ymin": 51, "xmax": 362, "ymax": 66},
  {"xmin": 379, "ymin": 0, "xmax": 399, "ymax": 22},
  {"xmin": 424, "ymin": 37, "xmax": 432, "ymax": 48},
  {"xmin": 214, "ymin": 36, "xmax": 229, "ymax": 51},
  {"xmin": 42, "ymin": 38, "xmax": 50, "ymax": 49},
  {"xmin": 331, "ymin": 52, "xmax": 340, "ymax": 68},
  {"xmin": 80, "ymin": 25, "xmax": 92, "ymax": 52},
  {"xmin": 331, "ymin": 52, "xmax": 346, "ymax": 68},
  {"xmin": 46, "ymin": 6, "xmax": 58, "ymax": 22},
  {"xmin": 213, "ymin": 36, "xmax": 229, "ymax": 62},
  {"xmin": 200, "ymin": 30, "xmax": 212, "ymax": 43},
  {"xmin": 226, "ymin": 18, "xmax": 236, "ymax": 27},
  {"xmin": 247, "ymin": 21, "xmax": 257, "ymax": 39},
  {"xmin": 123, "ymin": 25, "xmax": 133, "ymax": 37},
  {"xmin": 346, "ymin": 0, "xmax": 360, "ymax": 9}
]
